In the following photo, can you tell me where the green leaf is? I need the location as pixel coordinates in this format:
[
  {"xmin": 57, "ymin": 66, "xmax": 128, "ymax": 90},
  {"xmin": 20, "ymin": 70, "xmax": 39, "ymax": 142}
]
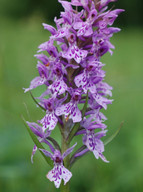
[
  {"xmin": 30, "ymin": 91, "xmax": 46, "ymax": 111},
  {"xmin": 21, "ymin": 115, "xmax": 53, "ymax": 167},
  {"xmin": 70, "ymin": 145, "xmax": 87, "ymax": 167},
  {"xmin": 67, "ymin": 122, "xmax": 80, "ymax": 144},
  {"xmin": 104, "ymin": 121, "xmax": 124, "ymax": 146},
  {"xmin": 47, "ymin": 137, "xmax": 61, "ymax": 151}
]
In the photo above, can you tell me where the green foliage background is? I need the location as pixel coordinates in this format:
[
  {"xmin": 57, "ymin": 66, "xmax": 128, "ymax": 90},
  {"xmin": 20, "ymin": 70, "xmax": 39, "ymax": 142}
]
[{"xmin": 0, "ymin": 0, "xmax": 143, "ymax": 191}]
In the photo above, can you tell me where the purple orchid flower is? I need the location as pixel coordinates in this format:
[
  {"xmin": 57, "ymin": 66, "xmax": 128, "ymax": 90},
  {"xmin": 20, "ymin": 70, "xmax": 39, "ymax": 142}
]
[
  {"xmin": 81, "ymin": 116, "xmax": 107, "ymax": 130},
  {"xmin": 62, "ymin": 43, "xmax": 88, "ymax": 64},
  {"xmin": 38, "ymin": 93, "xmax": 68, "ymax": 131},
  {"xmin": 24, "ymin": 62, "xmax": 49, "ymax": 92},
  {"xmin": 74, "ymin": 60, "xmax": 105, "ymax": 94},
  {"xmin": 85, "ymin": 108, "xmax": 107, "ymax": 124},
  {"xmin": 72, "ymin": 0, "xmax": 90, "ymax": 10},
  {"xmin": 42, "ymin": 23, "xmax": 57, "ymax": 35},
  {"xmin": 91, "ymin": 30, "xmax": 115, "ymax": 56},
  {"xmin": 40, "ymin": 143, "xmax": 77, "ymax": 188},
  {"xmin": 48, "ymin": 62, "xmax": 67, "ymax": 95},
  {"xmin": 34, "ymin": 53, "xmax": 50, "ymax": 66},
  {"xmin": 73, "ymin": 8, "xmax": 97, "ymax": 37},
  {"xmin": 55, "ymin": 89, "xmax": 82, "ymax": 123},
  {"xmin": 83, "ymin": 129, "xmax": 109, "ymax": 162},
  {"xmin": 26, "ymin": 122, "xmax": 54, "ymax": 163},
  {"xmin": 90, "ymin": 92, "xmax": 113, "ymax": 110},
  {"xmin": 75, "ymin": 118, "xmax": 108, "ymax": 162},
  {"xmin": 38, "ymin": 40, "xmax": 59, "ymax": 59},
  {"xmin": 24, "ymin": 0, "xmax": 124, "ymax": 188},
  {"xmin": 39, "ymin": 97, "xmax": 59, "ymax": 131}
]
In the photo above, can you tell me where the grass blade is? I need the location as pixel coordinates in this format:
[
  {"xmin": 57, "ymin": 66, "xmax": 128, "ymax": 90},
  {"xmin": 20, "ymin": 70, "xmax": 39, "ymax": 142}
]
[
  {"xmin": 21, "ymin": 115, "xmax": 53, "ymax": 167},
  {"xmin": 104, "ymin": 121, "xmax": 124, "ymax": 146},
  {"xmin": 30, "ymin": 91, "xmax": 46, "ymax": 111}
]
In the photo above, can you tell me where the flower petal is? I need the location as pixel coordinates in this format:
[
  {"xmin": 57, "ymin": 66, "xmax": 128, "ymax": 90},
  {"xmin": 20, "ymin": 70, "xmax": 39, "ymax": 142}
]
[
  {"xmin": 62, "ymin": 143, "xmax": 77, "ymax": 159},
  {"xmin": 47, "ymin": 166, "xmax": 62, "ymax": 188},
  {"xmin": 70, "ymin": 105, "xmax": 82, "ymax": 123},
  {"xmin": 31, "ymin": 145, "xmax": 37, "ymax": 164},
  {"xmin": 40, "ymin": 112, "xmax": 58, "ymax": 131},
  {"xmin": 62, "ymin": 165, "xmax": 72, "ymax": 185},
  {"xmin": 49, "ymin": 79, "xmax": 67, "ymax": 95},
  {"xmin": 24, "ymin": 76, "xmax": 44, "ymax": 92},
  {"xmin": 63, "ymin": 45, "xmax": 88, "ymax": 63},
  {"xmin": 39, "ymin": 148, "xmax": 53, "ymax": 160},
  {"xmin": 55, "ymin": 103, "xmax": 72, "ymax": 117}
]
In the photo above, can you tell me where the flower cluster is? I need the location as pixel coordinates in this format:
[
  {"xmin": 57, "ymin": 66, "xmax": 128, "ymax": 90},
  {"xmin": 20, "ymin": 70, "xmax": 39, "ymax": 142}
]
[{"xmin": 25, "ymin": 0, "xmax": 124, "ymax": 188}]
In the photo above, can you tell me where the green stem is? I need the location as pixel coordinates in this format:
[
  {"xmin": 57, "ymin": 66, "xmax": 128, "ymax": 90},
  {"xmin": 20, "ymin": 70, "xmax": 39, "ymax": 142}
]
[
  {"xmin": 60, "ymin": 180, "xmax": 70, "ymax": 192},
  {"xmin": 60, "ymin": 126, "xmax": 70, "ymax": 192}
]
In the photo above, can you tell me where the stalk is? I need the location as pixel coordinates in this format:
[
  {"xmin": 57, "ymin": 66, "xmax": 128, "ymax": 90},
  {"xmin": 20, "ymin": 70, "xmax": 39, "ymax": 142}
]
[
  {"xmin": 60, "ymin": 125, "xmax": 70, "ymax": 192},
  {"xmin": 60, "ymin": 180, "xmax": 70, "ymax": 192}
]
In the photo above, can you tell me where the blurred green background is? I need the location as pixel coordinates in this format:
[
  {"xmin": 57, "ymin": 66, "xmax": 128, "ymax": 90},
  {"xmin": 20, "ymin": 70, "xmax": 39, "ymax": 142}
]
[{"xmin": 0, "ymin": 0, "xmax": 143, "ymax": 191}]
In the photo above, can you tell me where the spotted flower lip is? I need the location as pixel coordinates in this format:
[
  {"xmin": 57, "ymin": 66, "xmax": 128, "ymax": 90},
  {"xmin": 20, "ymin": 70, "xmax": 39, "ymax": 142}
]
[
  {"xmin": 55, "ymin": 89, "xmax": 82, "ymax": 123},
  {"xmin": 83, "ymin": 129, "xmax": 109, "ymax": 163},
  {"xmin": 55, "ymin": 100, "xmax": 82, "ymax": 123},
  {"xmin": 39, "ymin": 97, "xmax": 58, "ymax": 131},
  {"xmin": 62, "ymin": 44, "xmax": 88, "ymax": 63},
  {"xmin": 40, "ymin": 143, "xmax": 77, "ymax": 188}
]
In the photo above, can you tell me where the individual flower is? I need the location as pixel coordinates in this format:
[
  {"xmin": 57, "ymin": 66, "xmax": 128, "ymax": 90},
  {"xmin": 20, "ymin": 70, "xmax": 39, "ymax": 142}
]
[
  {"xmin": 48, "ymin": 61, "xmax": 67, "ymax": 95},
  {"xmin": 83, "ymin": 129, "xmax": 109, "ymax": 162},
  {"xmin": 62, "ymin": 43, "xmax": 88, "ymax": 64},
  {"xmin": 38, "ymin": 92, "xmax": 68, "ymax": 131},
  {"xmin": 24, "ymin": 62, "xmax": 49, "ymax": 92},
  {"xmin": 40, "ymin": 143, "xmax": 77, "ymax": 188},
  {"xmin": 77, "ymin": 117, "xmax": 108, "ymax": 162},
  {"xmin": 85, "ymin": 108, "xmax": 107, "ymax": 124},
  {"xmin": 55, "ymin": 89, "xmax": 82, "ymax": 123},
  {"xmin": 73, "ymin": 8, "xmax": 97, "ymax": 37},
  {"xmin": 81, "ymin": 116, "xmax": 107, "ymax": 130},
  {"xmin": 26, "ymin": 122, "xmax": 54, "ymax": 163},
  {"xmin": 39, "ymin": 97, "xmax": 59, "ymax": 131},
  {"xmin": 38, "ymin": 39, "xmax": 59, "ymax": 58},
  {"xmin": 74, "ymin": 59, "xmax": 105, "ymax": 94},
  {"xmin": 89, "ymin": 92, "xmax": 113, "ymax": 110}
]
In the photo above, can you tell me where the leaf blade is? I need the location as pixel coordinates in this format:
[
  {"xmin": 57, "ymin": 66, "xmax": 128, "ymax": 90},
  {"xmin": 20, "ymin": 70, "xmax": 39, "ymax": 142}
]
[
  {"xmin": 104, "ymin": 121, "xmax": 124, "ymax": 146},
  {"xmin": 30, "ymin": 91, "xmax": 46, "ymax": 111},
  {"xmin": 21, "ymin": 115, "xmax": 53, "ymax": 167}
]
